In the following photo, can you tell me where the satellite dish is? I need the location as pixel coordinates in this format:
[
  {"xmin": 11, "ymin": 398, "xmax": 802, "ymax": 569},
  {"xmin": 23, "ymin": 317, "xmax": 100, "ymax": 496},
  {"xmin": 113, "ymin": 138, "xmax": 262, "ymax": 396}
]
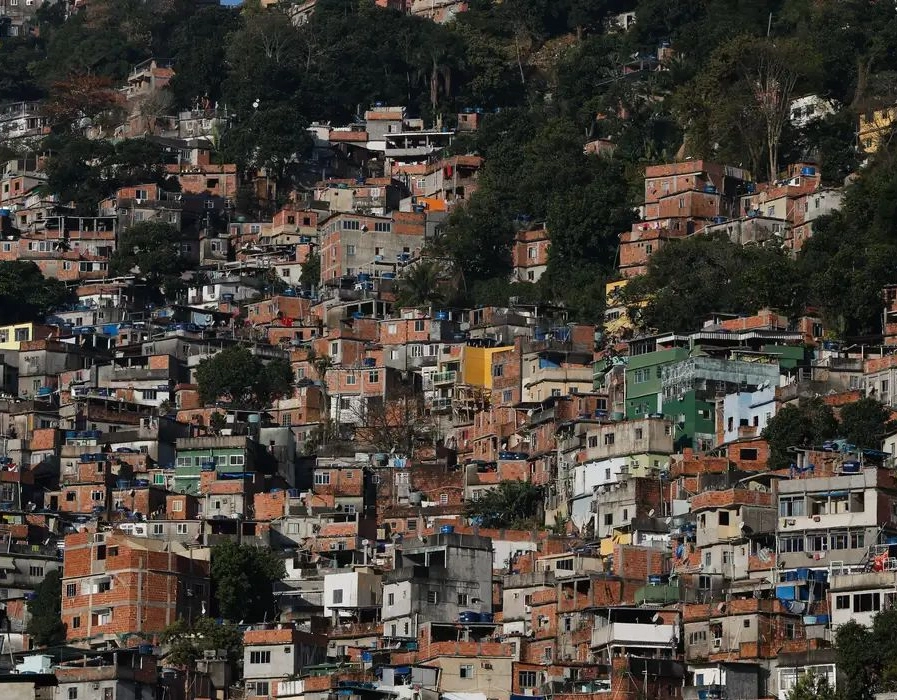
[
  {"xmin": 757, "ymin": 548, "xmax": 772, "ymax": 563},
  {"xmin": 651, "ymin": 613, "xmax": 661, "ymax": 624},
  {"xmin": 648, "ymin": 509, "xmax": 655, "ymax": 517}
]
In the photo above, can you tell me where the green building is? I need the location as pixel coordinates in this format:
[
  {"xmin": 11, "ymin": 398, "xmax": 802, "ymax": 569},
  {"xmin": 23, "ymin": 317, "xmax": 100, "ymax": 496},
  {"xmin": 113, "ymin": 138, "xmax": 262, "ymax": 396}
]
[
  {"xmin": 174, "ymin": 435, "xmax": 274, "ymax": 495},
  {"xmin": 622, "ymin": 330, "xmax": 808, "ymax": 450}
]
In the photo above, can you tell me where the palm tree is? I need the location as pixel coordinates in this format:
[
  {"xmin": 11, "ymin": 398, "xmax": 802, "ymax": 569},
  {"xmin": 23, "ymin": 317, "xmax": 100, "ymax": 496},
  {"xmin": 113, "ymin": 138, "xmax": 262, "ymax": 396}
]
[{"xmin": 395, "ymin": 260, "xmax": 446, "ymax": 308}]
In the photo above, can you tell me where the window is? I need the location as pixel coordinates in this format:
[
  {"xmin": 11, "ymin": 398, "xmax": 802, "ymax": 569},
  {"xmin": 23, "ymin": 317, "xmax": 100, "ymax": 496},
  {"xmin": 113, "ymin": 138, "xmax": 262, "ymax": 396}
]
[
  {"xmin": 315, "ymin": 472, "xmax": 331, "ymax": 485},
  {"xmin": 96, "ymin": 545, "xmax": 106, "ymax": 560},
  {"xmin": 176, "ymin": 524, "xmax": 189, "ymax": 535},
  {"xmin": 719, "ymin": 511, "xmax": 730, "ymax": 526},
  {"xmin": 410, "ymin": 345, "xmax": 424, "ymax": 358},
  {"xmin": 346, "ymin": 244, "xmax": 356, "ymax": 256},
  {"xmin": 427, "ymin": 590, "xmax": 439, "ymax": 604},
  {"xmin": 458, "ymin": 593, "xmax": 469, "ymax": 605},
  {"xmin": 519, "ymin": 671, "xmax": 538, "ymax": 688},
  {"xmin": 388, "ymin": 593, "xmax": 395, "ymax": 606},
  {"xmin": 440, "ymin": 493, "xmax": 449, "ymax": 505},
  {"xmin": 250, "ymin": 650, "xmax": 272, "ymax": 664},
  {"xmin": 72, "ymin": 616, "xmax": 81, "ymax": 630},
  {"xmin": 29, "ymin": 566, "xmax": 44, "ymax": 577},
  {"xmin": 492, "ymin": 364, "xmax": 504, "ymax": 377},
  {"xmin": 228, "ymin": 454, "xmax": 245, "ymax": 467},
  {"xmin": 604, "ymin": 433, "xmax": 615, "ymax": 446},
  {"xmin": 342, "ymin": 219, "xmax": 360, "ymax": 230},
  {"xmin": 555, "ymin": 558, "xmax": 574, "ymax": 570},
  {"xmin": 152, "ymin": 524, "xmax": 163, "ymax": 536},
  {"xmin": 374, "ymin": 222, "xmax": 391, "ymax": 233},
  {"xmin": 414, "ymin": 319, "xmax": 426, "ymax": 332},
  {"xmin": 369, "ymin": 370, "xmax": 379, "ymax": 384},
  {"xmin": 69, "ymin": 689, "xmax": 78, "ymax": 700},
  {"xmin": 460, "ymin": 664, "xmax": 475, "ymax": 679},
  {"xmin": 604, "ymin": 514, "xmax": 612, "ymax": 526},
  {"xmin": 634, "ymin": 428, "xmax": 643, "ymax": 440},
  {"xmin": 779, "ymin": 536, "xmax": 804, "ymax": 553},
  {"xmin": 332, "ymin": 589, "xmax": 344, "ymax": 604},
  {"xmin": 779, "ymin": 496, "xmax": 805, "ymax": 517},
  {"xmin": 407, "ymin": 519, "xmax": 417, "ymax": 531},
  {"xmin": 91, "ymin": 490, "xmax": 103, "ymax": 501},
  {"xmin": 66, "ymin": 583, "xmax": 77, "ymax": 597},
  {"xmin": 92, "ymin": 609, "xmax": 112, "ymax": 626},
  {"xmin": 142, "ymin": 389, "xmax": 157, "ymax": 401},
  {"xmin": 836, "ymin": 595, "xmax": 850, "ymax": 610},
  {"xmin": 346, "ymin": 373, "xmax": 357, "ymax": 385},
  {"xmin": 854, "ymin": 593, "xmax": 881, "ymax": 613}
]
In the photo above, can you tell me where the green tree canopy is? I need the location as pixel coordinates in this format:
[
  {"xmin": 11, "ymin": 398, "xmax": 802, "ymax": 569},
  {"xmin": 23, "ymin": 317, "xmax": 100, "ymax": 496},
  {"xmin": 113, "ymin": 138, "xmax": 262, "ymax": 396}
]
[
  {"xmin": 210, "ymin": 540, "xmax": 287, "ymax": 622},
  {"xmin": 26, "ymin": 569, "xmax": 65, "ymax": 647},
  {"xmin": 786, "ymin": 671, "xmax": 837, "ymax": 700},
  {"xmin": 464, "ymin": 480, "xmax": 543, "ymax": 528},
  {"xmin": 0, "ymin": 261, "xmax": 71, "ymax": 324},
  {"xmin": 195, "ymin": 346, "xmax": 293, "ymax": 409},
  {"xmin": 624, "ymin": 234, "xmax": 804, "ymax": 334},
  {"xmin": 109, "ymin": 221, "xmax": 185, "ymax": 284},
  {"xmin": 761, "ymin": 398, "xmax": 838, "ymax": 469},
  {"xmin": 839, "ymin": 398, "xmax": 894, "ymax": 449},
  {"xmin": 161, "ymin": 616, "xmax": 243, "ymax": 666}
]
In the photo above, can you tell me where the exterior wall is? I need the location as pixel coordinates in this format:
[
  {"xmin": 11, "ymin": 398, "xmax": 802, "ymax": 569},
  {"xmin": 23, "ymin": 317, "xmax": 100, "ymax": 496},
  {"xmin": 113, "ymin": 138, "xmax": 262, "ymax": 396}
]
[
  {"xmin": 323, "ymin": 571, "xmax": 382, "ymax": 617},
  {"xmin": 721, "ymin": 388, "xmax": 776, "ymax": 443}
]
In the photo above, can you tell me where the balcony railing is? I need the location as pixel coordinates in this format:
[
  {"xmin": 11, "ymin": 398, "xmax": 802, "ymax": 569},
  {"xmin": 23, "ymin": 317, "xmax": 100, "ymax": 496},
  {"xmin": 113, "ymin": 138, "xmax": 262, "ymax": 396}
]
[
  {"xmin": 432, "ymin": 370, "xmax": 457, "ymax": 385},
  {"xmin": 431, "ymin": 398, "xmax": 452, "ymax": 412}
]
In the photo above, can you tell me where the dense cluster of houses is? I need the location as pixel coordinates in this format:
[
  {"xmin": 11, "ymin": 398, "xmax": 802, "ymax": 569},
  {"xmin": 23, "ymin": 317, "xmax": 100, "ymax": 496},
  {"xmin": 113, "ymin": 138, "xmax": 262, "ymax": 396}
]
[{"xmin": 2, "ymin": 6, "xmax": 897, "ymax": 696}]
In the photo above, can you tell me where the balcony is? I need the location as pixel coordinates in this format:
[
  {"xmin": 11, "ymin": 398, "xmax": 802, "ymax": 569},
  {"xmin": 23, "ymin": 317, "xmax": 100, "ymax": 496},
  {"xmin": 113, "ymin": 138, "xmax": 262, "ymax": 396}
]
[
  {"xmin": 591, "ymin": 622, "xmax": 677, "ymax": 649},
  {"xmin": 431, "ymin": 397, "xmax": 452, "ymax": 412},
  {"xmin": 432, "ymin": 370, "xmax": 457, "ymax": 385}
]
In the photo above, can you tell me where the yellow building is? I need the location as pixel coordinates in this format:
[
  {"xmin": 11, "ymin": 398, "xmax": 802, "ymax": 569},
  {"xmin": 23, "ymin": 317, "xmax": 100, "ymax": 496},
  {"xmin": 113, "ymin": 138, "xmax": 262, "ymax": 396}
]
[
  {"xmin": 0, "ymin": 323, "xmax": 42, "ymax": 351},
  {"xmin": 604, "ymin": 280, "xmax": 638, "ymax": 339},
  {"xmin": 461, "ymin": 345, "xmax": 511, "ymax": 388},
  {"xmin": 859, "ymin": 106, "xmax": 897, "ymax": 155}
]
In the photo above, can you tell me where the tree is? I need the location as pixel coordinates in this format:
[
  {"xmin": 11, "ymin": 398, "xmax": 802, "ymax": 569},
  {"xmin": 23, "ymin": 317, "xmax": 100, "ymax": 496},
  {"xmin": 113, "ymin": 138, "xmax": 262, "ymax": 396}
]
[
  {"xmin": 395, "ymin": 260, "xmax": 446, "ymax": 308},
  {"xmin": 839, "ymin": 398, "xmax": 893, "ymax": 449},
  {"xmin": 195, "ymin": 346, "xmax": 293, "ymax": 409},
  {"xmin": 42, "ymin": 74, "xmax": 122, "ymax": 132},
  {"xmin": 786, "ymin": 671, "xmax": 837, "ymax": 700},
  {"xmin": 465, "ymin": 480, "xmax": 543, "ymax": 528},
  {"xmin": 624, "ymin": 234, "xmax": 804, "ymax": 334},
  {"xmin": 210, "ymin": 541, "xmax": 286, "ymax": 622},
  {"xmin": 299, "ymin": 251, "xmax": 320, "ymax": 291},
  {"xmin": 0, "ymin": 261, "xmax": 71, "ymax": 324},
  {"xmin": 109, "ymin": 221, "xmax": 184, "ymax": 283},
  {"xmin": 161, "ymin": 616, "xmax": 243, "ymax": 666},
  {"xmin": 761, "ymin": 398, "xmax": 838, "ymax": 469},
  {"xmin": 353, "ymin": 388, "xmax": 436, "ymax": 456},
  {"xmin": 26, "ymin": 570, "xmax": 65, "ymax": 647}
]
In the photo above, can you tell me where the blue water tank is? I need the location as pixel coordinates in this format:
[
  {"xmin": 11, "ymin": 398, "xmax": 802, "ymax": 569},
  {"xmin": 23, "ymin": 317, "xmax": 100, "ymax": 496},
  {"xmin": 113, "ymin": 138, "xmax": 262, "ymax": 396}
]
[
  {"xmin": 357, "ymin": 273, "xmax": 370, "ymax": 282},
  {"xmin": 363, "ymin": 358, "xmax": 376, "ymax": 368},
  {"xmin": 704, "ymin": 185, "xmax": 717, "ymax": 194},
  {"xmin": 382, "ymin": 273, "xmax": 395, "ymax": 280},
  {"xmin": 459, "ymin": 611, "xmax": 478, "ymax": 623},
  {"xmin": 138, "ymin": 644, "xmax": 154, "ymax": 656},
  {"xmin": 440, "ymin": 525, "xmax": 455, "ymax": 535},
  {"xmin": 800, "ymin": 166, "xmax": 816, "ymax": 176},
  {"xmin": 480, "ymin": 612, "xmax": 494, "ymax": 623},
  {"xmin": 435, "ymin": 311, "xmax": 449, "ymax": 321}
]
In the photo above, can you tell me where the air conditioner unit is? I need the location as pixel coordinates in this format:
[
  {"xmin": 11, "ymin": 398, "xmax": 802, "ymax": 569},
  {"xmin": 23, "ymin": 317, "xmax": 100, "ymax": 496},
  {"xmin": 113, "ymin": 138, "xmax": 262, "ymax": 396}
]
[{"xmin": 524, "ymin": 605, "xmax": 532, "ymax": 613}]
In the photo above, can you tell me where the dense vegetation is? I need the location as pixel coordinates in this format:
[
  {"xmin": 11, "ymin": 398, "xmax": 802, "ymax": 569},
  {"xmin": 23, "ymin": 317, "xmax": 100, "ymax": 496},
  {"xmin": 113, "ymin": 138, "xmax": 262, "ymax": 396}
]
[{"xmin": 5, "ymin": 0, "xmax": 897, "ymax": 333}]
